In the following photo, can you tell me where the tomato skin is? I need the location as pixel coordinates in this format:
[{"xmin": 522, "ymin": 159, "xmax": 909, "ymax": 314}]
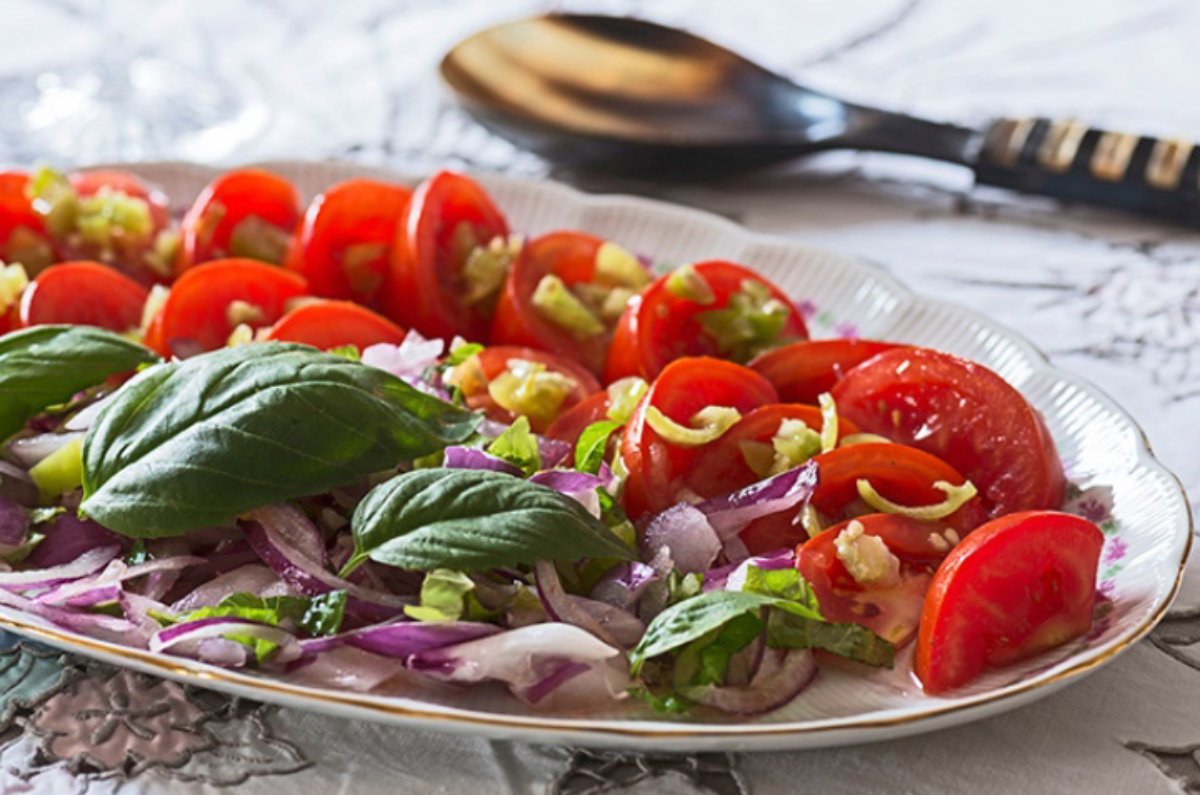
[
  {"xmin": 455, "ymin": 346, "xmax": 602, "ymax": 433},
  {"xmin": 832, "ymin": 347, "xmax": 1066, "ymax": 516},
  {"xmin": 0, "ymin": 171, "xmax": 53, "ymax": 274},
  {"xmin": 179, "ymin": 169, "xmax": 302, "ymax": 272},
  {"xmin": 384, "ymin": 171, "xmax": 508, "ymax": 342},
  {"xmin": 604, "ymin": 260, "xmax": 809, "ymax": 383},
  {"xmin": 284, "ymin": 179, "xmax": 411, "ymax": 307},
  {"xmin": 798, "ymin": 513, "xmax": 955, "ymax": 645},
  {"xmin": 544, "ymin": 391, "xmax": 611, "ymax": 447},
  {"xmin": 750, "ymin": 339, "xmax": 900, "ymax": 404},
  {"xmin": 19, "ymin": 261, "xmax": 148, "ymax": 332},
  {"xmin": 263, "ymin": 300, "xmax": 406, "ymax": 352},
  {"xmin": 145, "ymin": 259, "xmax": 308, "ymax": 357},
  {"xmin": 619, "ymin": 357, "xmax": 779, "ymax": 520},
  {"xmin": 490, "ymin": 231, "xmax": 611, "ymax": 375},
  {"xmin": 915, "ymin": 511, "xmax": 1104, "ymax": 694}
]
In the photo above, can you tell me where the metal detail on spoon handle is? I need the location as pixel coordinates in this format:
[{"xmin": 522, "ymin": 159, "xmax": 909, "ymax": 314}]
[{"xmin": 973, "ymin": 117, "xmax": 1200, "ymax": 227}]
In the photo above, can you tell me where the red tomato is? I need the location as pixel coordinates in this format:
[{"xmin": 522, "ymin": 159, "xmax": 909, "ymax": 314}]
[
  {"xmin": 750, "ymin": 339, "xmax": 900, "ymax": 404},
  {"xmin": 179, "ymin": 169, "xmax": 302, "ymax": 271},
  {"xmin": 384, "ymin": 171, "xmax": 508, "ymax": 341},
  {"xmin": 798, "ymin": 513, "xmax": 956, "ymax": 645},
  {"xmin": 681, "ymin": 404, "xmax": 860, "ymax": 554},
  {"xmin": 832, "ymin": 347, "xmax": 1065, "ymax": 516},
  {"xmin": 619, "ymin": 357, "xmax": 778, "ymax": 520},
  {"xmin": 604, "ymin": 260, "xmax": 808, "ymax": 383},
  {"xmin": 544, "ymin": 391, "xmax": 611, "ymax": 447},
  {"xmin": 284, "ymin": 179, "xmax": 411, "ymax": 307},
  {"xmin": 263, "ymin": 300, "xmax": 406, "ymax": 352},
  {"xmin": 808, "ymin": 443, "xmax": 987, "ymax": 534},
  {"xmin": 0, "ymin": 171, "xmax": 53, "ymax": 274},
  {"xmin": 70, "ymin": 169, "xmax": 170, "ymax": 230},
  {"xmin": 452, "ymin": 346, "xmax": 602, "ymax": 433},
  {"xmin": 491, "ymin": 231, "xmax": 615, "ymax": 375},
  {"xmin": 19, "ymin": 261, "xmax": 148, "ymax": 332},
  {"xmin": 144, "ymin": 259, "xmax": 308, "ymax": 357},
  {"xmin": 915, "ymin": 511, "xmax": 1103, "ymax": 693}
]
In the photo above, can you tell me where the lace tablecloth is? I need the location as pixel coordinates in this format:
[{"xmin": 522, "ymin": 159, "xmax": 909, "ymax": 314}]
[{"xmin": 2, "ymin": 1, "xmax": 1199, "ymax": 792}]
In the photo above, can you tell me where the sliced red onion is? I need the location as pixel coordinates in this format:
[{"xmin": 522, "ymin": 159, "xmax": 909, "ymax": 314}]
[
  {"xmin": 704, "ymin": 548, "xmax": 797, "ymax": 593},
  {"xmin": 537, "ymin": 436, "xmax": 571, "ymax": 468},
  {"xmin": 286, "ymin": 646, "xmax": 404, "ymax": 692},
  {"xmin": 408, "ymin": 623, "xmax": 621, "ymax": 699},
  {"xmin": 443, "ymin": 446, "xmax": 521, "ymax": 476},
  {"xmin": 243, "ymin": 505, "xmax": 410, "ymax": 622},
  {"xmin": 0, "ymin": 498, "xmax": 29, "ymax": 549},
  {"xmin": 300, "ymin": 619, "xmax": 501, "ymax": 657},
  {"xmin": 0, "ymin": 461, "xmax": 37, "ymax": 505},
  {"xmin": 121, "ymin": 591, "xmax": 174, "ymax": 634},
  {"xmin": 62, "ymin": 394, "xmax": 114, "ymax": 432},
  {"xmin": 6, "ymin": 432, "xmax": 83, "ymax": 468},
  {"xmin": 25, "ymin": 514, "xmax": 127, "ymax": 568},
  {"xmin": 0, "ymin": 544, "xmax": 120, "ymax": 591},
  {"xmin": 37, "ymin": 556, "xmax": 205, "ymax": 607},
  {"xmin": 0, "ymin": 586, "xmax": 150, "ymax": 646},
  {"xmin": 150, "ymin": 617, "xmax": 301, "ymax": 665},
  {"xmin": 679, "ymin": 648, "xmax": 816, "ymax": 715},
  {"xmin": 194, "ymin": 638, "xmax": 252, "ymax": 667},
  {"xmin": 534, "ymin": 561, "xmax": 645, "ymax": 649},
  {"xmin": 170, "ymin": 563, "xmax": 288, "ymax": 612},
  {"xmin": 362, "ymin": 332, "xmax": 444, "ymax": 378},
  {"xmin": 529, "ymin": 470, "xmax": 606, "ymax": 517},
  {"xmin": 521, "ymin": 660, "xmax": 589, "ymax": 705},
  {"xmin": 641, "ymin": 503, "xmax": 722, "ymax": 574},
  {"xmin": 589, "ymin": 561, "xmax": 657, "ymax": 610},
  {"xmin": 698, "ymin": 461, "xmax": 819, "ymax": 539}
]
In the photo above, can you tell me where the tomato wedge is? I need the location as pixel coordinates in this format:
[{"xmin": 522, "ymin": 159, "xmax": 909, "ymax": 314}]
[
  {"xmin": 263, "ymin": 300, "xmax": 406, "ymax": 352},
  {"xmin": 384, "ymin": 171, "xmax": 508, "ymax": 341},
  {"xmin": 0, "ymin": 171, "xmax": 53, "ymax": 274},
  {"xmin": 750, "ymin": 339, "xmax": 900, "ymax": 404},
  {"xmin": 450, "ymin": 346, "xmax": 601, "ymax": 433},
  {"xmin": 179, "ymin": 169, "xmax": 302, "ymax": 271},
  {"xmin": 798, "ymin": 513, "xmax": 956, "ymax": 645},
  {"xmin": 832, "ymin": 347, "xmax": 1065, "ymax": 516},
  {"xmin": 491, "ymin": 231, "xmax": 635, "ymax": 375},
  {"xmin": 619, "ymin": 357, "xmax": 778, "ymax": 520},
  {"xmin": 144, "ymin": 259, "xmax": 308, "ymax": 357},
  {"xmin": 19, "ymin": 261, "xmax": 148, "ymax": 332},
  {"xmin": 915, "ymin": 511, "xmax": 1103, "ymax": 693},
  {"xmin": 605, "ymin": 260, "xmax": 808, "ymax": 382},
  {"xmin": 284, "ymin": 178, "xmax": 411, "ymax": 307}
]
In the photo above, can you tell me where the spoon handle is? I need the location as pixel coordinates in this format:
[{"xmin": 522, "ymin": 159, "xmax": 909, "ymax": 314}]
[{"xmin": 972, "ymin": 118, "xmax": 1200, "ymax": 227}]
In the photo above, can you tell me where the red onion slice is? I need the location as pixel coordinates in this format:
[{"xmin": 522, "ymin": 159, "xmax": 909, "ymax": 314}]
[
  {"xmin": 681, "ymin": 648, "xmax": 817, "ymax": 714},
  {"xmin": 0, "ymin": 586, "xmax": 150, "ymax": 646},
  {"xmin": 6, "ymin": 432, "xmax": 83, "ymax": 468},
  {"xmin": 150, "ymin": 616, "xmax": 301, "ymax": 665},
  {"xmin": 589, "ymin": 561, "xmax": 657, "ymax": 610},
  {"xmin": 641, "ymin": 503, "xmax": 722, "ymax": 574},
  {"xmin": 37, "ymin": 555, "xmax": 205, "ymax": 607},
  {"xmin": 698, "ymin": 461, "xmax": 819, "ymax": 539},
  {"xmin": 0, "ymin": 544, "xmax": 120, "ymax": 591},
  {"xmin": 169, "ymin": 563, "xmax": 290, "ymax": 612},
  {"xmin": 299, "ymin": 619, "xmax": 501, "ymax": 657},
  {"xmin": 0, "ymin": 497, "xmax": 29, "ymax": 549},
  {"xmin": 443, "ymin": 446, "xmax": 522, "ymax": 476},
  {"xmin": 534, "ymin": 561, "xmax": 645, "ymax": 648}
]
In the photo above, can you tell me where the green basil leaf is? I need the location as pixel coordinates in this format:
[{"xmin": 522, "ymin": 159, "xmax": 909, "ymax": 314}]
[
  {"xmin": 347, "ymin": 468, "xmax": 634, "ymax": 573},
  {"xmin": 0, "ymin": 325, "xmax": 159, "ymax": 441},
  {"xmin": 574, "ymin": 420, "xmax": 622, "ymax": 474},
  {"xmin": 630, "ymin": 590, "xmax": 776, "ymax": 675},
  {"xmin": 741, "ymin": 566, "xmax": 821, "ymax": 619},
  {"xmin": 404, "ymin": 569, "xmax": 476, "ymax": 622},
  {"xmin": 446, "ymin": 342, "xmax": 483, "ymax": 366},
  {"xmin": 766, "ymin": 610, "xmax": 894, "ymax": 668},
  {"xmin": 486, "ymin": 416, "xmax": 540, "ymax": 476},
  {"xmin": 180, "ymin": 591, "xmax": 347, "ymax": 638},
  {"xmin": 81, "ymin": 343, "xmax": 479, "ymax": 537}
]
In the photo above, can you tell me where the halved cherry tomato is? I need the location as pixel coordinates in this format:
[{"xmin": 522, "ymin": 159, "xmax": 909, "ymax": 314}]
[
  {"xmin": 832, "ymin": 347, "xmax": 1065, "ymax": 516},
  {"xmin": 620, "ymin": 357, "xmax": 778, "ymax": 520},
  {"xmin": 681, "ymin": 404, "xmax": 860, "ymax": 554},
  {"xmin": 70, "ymin": 169, "xmax": 171, "ymax": 229},
  {"xmin": 179, "ymin": 169, "xmax": 302, "ymax": 271},
  {"xmin": 544, "ymin": 391, "xmax": 611, "ymax": 447},
  {"xmin": 263, "ymin": 300, "xmax": 406, "ymax": 352},
  {"xmin": 384, "ymin": 171, "xmax": 508, "ymax": 341},
  {"xmin": 491, "ymin": 231, "xmax": 621, "ymax": 375},
  {"xmin": 604, "ymin": 260, "xmax": 808, "ymax": 383},
  {"xmin": 915, "ymin": 510, "xmax": 1103, "ymax": 693},
  {"xmin": 0, "ymin": 171, "xmax": 53, "ymax": 274},
  {"xmin": 750, "ymin": 339, "xmax": 900, "ymax": 404},
  {"xmin": 284, "ymin": 179, "xmax": 411, "ymax": 307},
  {"xmin": 20, "ymin": 261, "xmax": 148, "ymax": 332},
  {"xmin": 798, "ymin": 513, "xmax": 956, "ymax": 645},
  {"xmin": 452, "ymin": 346, "xmax": 601, "ymax": 433},
  {"xmin": 144, "ymin": 259, "xmax": 308, "ymax": 357}
]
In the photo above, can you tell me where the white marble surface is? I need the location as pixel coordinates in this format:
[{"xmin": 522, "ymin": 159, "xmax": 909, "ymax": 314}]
[{"xmin": 1, "ymin": 1, "xmax": 1199, "ymax": 792}]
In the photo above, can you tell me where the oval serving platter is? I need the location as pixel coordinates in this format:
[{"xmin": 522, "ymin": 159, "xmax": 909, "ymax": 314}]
[{"xmin": 0, "ymin": 160, "xmax": 1188, "ymax": 752}]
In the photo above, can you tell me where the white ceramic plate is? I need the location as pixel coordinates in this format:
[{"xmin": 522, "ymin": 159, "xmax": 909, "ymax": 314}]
[{"xmin": 0, "ymin": 161, "xmax": 1189, "ymax": 752}]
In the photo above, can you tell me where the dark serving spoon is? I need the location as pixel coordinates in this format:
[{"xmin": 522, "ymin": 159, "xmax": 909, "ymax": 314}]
[{"xmin": 441, "ymin": 14, "xmax": 1200, "ymax": 227}]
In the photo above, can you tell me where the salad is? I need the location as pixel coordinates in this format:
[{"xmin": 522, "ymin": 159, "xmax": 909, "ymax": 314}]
[{"xmin": 0, "ymin": 165, "xmax": 1106, "ymax": 715}]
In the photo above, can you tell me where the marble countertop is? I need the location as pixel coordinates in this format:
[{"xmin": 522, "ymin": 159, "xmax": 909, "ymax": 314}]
[{"xmin": 1, "ymin": 1, "xmax": 1199, "ymax": 792}]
